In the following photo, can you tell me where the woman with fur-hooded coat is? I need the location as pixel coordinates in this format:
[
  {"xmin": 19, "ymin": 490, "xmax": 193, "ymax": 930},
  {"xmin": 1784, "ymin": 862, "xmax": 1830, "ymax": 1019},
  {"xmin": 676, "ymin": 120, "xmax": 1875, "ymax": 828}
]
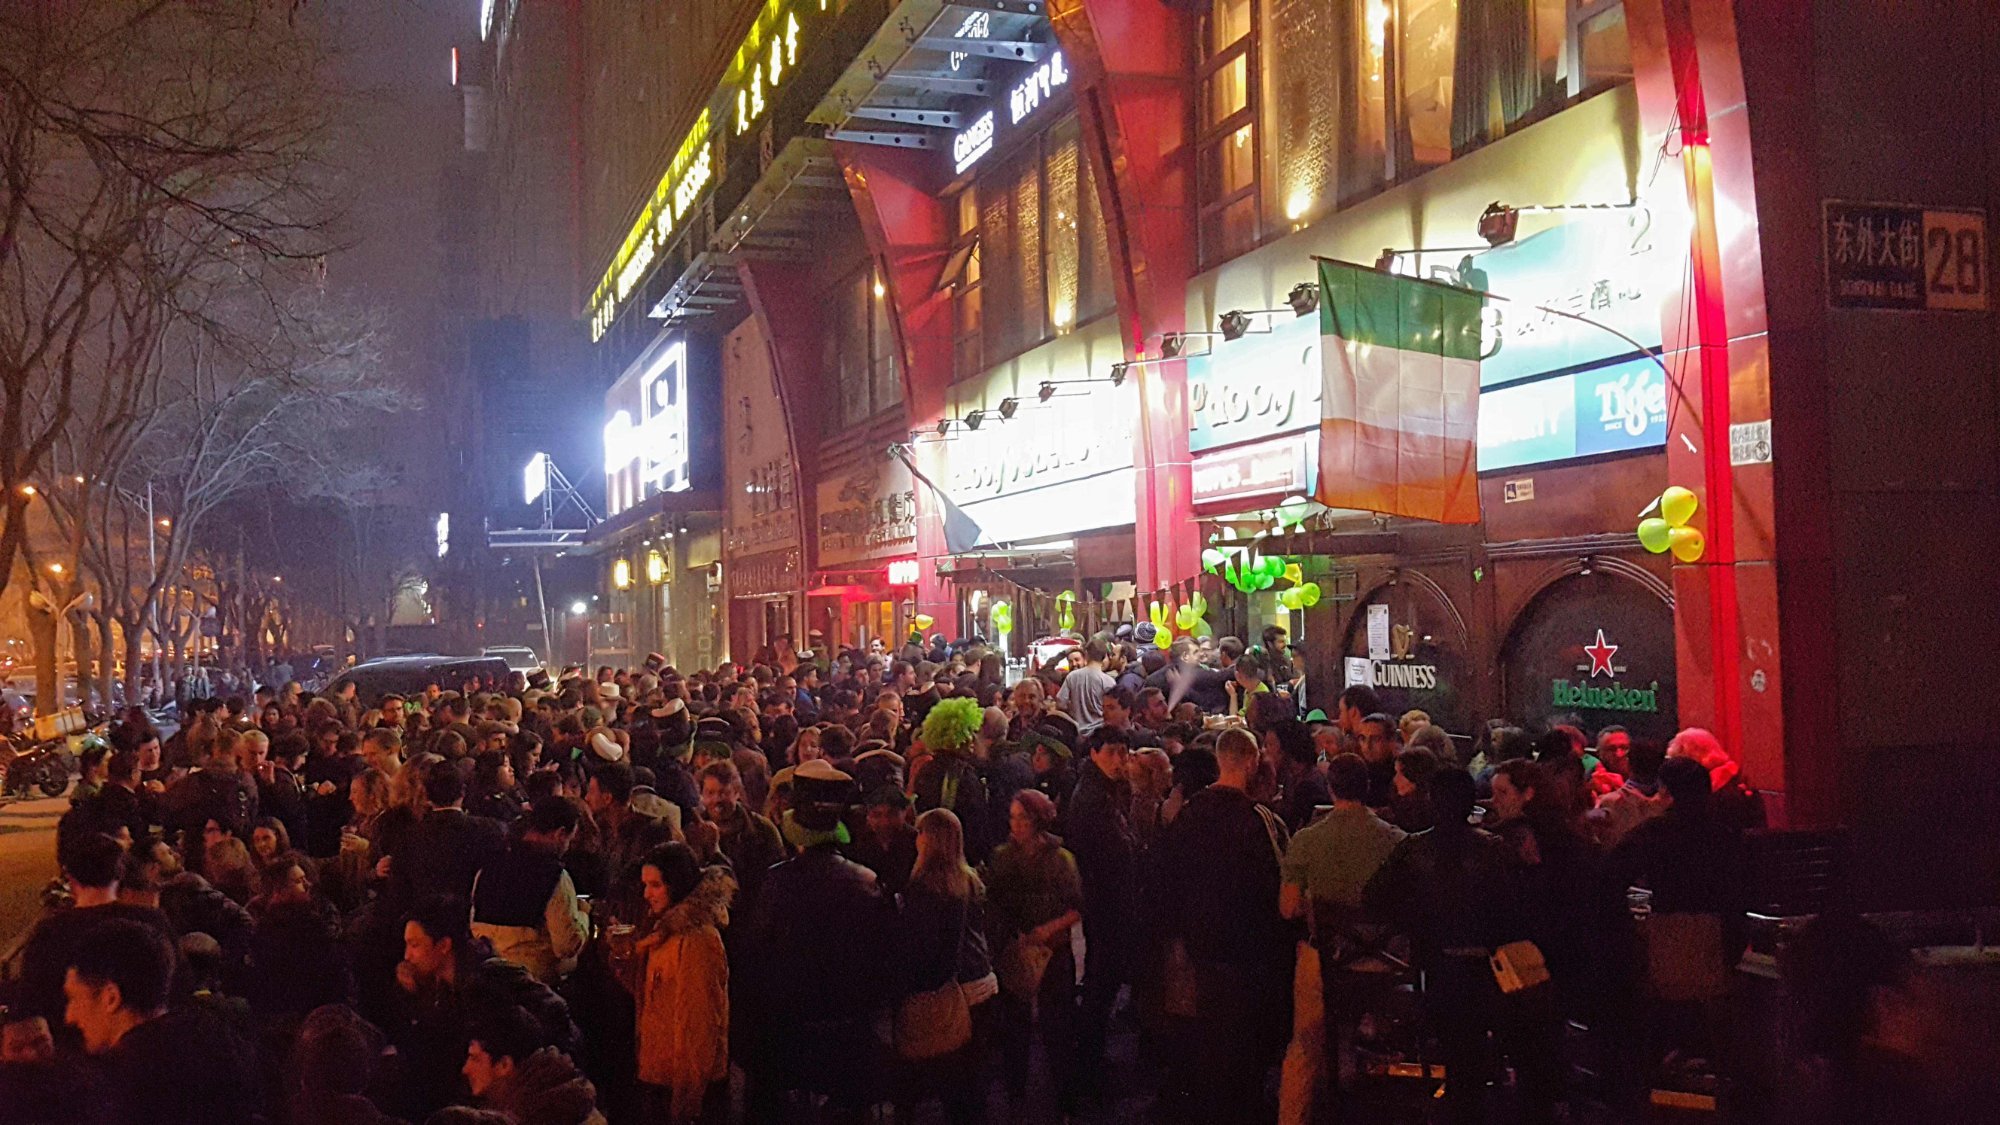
[{"xmin": 633, "ymin": 843, "xmax": 736, "ymax": 1123}]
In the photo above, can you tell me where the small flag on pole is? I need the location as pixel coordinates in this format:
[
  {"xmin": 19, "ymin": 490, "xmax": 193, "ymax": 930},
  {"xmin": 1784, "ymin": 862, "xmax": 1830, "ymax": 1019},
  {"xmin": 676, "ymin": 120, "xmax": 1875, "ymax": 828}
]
[{"xmin": 1315, "ymin": 260, "xmax": 1484, "ymax": 525}]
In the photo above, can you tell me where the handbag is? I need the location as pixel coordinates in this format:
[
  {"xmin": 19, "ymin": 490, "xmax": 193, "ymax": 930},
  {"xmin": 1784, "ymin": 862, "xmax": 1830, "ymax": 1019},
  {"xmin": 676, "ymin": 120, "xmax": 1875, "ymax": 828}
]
[
  {"xmin": 997, "ymin": 936, "xmax": 1053, "ymax": 1003},
  {"xmin": 895, "ymin": 899, "xmax": 974, "ymax": 1060}
]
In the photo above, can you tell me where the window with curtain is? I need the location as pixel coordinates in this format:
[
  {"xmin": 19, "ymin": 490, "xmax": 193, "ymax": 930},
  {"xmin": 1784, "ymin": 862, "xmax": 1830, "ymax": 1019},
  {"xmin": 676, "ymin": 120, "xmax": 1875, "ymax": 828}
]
[
  {"xmin": 951, "ymin": 187, "xmax": 982, "ymax": 380},
  {"xmin": 976, "ymin": 145, "xmax": 1043, "ymax": 365},
  {"xmin": 829, "ymin": 269, "xmax": 869, "ymax": 428},
  {"xmin": 1042, "ymin": 117, "xmax": 1117, "ymax": 334},
  {"xmin": 1248, "ymin": 0, "xmax": 1628, "ymax": 229},
  {"xmin": 869, "ymin": 261, "xmax": 902, "ymax": 413},
  {"xmin": 1197, "ymin": 0, "xmax": 1259, "ymax": 266},
  {"xmin": 950, "ymin": 114, "xmax": 1115, "ymax": 377}
]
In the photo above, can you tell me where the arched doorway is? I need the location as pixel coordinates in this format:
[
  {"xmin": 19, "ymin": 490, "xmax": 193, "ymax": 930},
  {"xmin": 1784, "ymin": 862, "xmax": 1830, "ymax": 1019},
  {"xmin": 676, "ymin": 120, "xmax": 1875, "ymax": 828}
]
[{"xmin": 1501, "ymin": 569, "xmax": 1677, "ymax": 744}]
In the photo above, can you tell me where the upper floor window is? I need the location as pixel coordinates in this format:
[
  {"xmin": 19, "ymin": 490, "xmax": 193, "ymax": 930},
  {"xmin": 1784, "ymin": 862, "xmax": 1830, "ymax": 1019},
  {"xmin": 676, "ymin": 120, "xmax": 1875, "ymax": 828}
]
[
  {"xmin": 825, "ymin": 262, "xmax": 901, "ymax": 430},
  {"xmin": 1197, "ymin": 0, "xmax": 1633, "ymax": 266},
  {"xmin": 951, "ymin": 115, "xmax": 1115, "ymax": 379}
]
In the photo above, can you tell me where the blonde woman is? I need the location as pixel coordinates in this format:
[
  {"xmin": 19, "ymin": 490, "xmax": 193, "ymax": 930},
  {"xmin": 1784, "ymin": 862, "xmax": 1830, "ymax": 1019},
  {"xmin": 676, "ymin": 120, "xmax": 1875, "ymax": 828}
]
[{"xmin": 896, "ymin": 808, "xmax": 997, "ymax": 1124}]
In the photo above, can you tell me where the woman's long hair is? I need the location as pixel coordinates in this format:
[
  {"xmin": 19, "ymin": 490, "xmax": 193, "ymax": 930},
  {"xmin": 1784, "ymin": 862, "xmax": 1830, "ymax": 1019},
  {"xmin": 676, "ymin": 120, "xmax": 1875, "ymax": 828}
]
[{"xmin": 910, "ymin": 808, "xmax": 982, "ymax": 900}]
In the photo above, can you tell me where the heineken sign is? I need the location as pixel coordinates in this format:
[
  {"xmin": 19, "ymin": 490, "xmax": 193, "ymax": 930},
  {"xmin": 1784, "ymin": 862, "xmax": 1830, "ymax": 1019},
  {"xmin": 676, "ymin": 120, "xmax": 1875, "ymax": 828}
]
[
  {"xmin": 1504, "ymin": 577, "xmax": 1677, "ymax": 742},
  {"xmin": 1552, "ymin": 678, "xmax": 1661, "ymax": 713},
  {"xmin": 1549, "ymin": 627, "xmax": 1658, "ymax": 713}
]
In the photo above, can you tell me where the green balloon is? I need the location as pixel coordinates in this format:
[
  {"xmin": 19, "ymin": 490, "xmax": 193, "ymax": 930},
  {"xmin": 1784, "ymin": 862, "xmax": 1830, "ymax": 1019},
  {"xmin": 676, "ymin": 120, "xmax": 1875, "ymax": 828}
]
[
  {"xmin": 1278, "ymin": 497, "xmax": 1312, "ymax": 527},
  {"xmin": 1278, "ymin": 588, "xmax": 1302, "ymax": 610},
  {"xmin": 1201, "ymin": 547, "xmax": 1226, "ymax": 573},
  {"xmin": 1264, "ymin": 556, "xmax": 1287, "ymax": 577},
  {"xmin": 1298, "ymin": 582, "xmax": 1321, "ymax": 607},
  {"xmin": 1636, "ymin": 517, "xmax": 1672, "ymax": 554}
]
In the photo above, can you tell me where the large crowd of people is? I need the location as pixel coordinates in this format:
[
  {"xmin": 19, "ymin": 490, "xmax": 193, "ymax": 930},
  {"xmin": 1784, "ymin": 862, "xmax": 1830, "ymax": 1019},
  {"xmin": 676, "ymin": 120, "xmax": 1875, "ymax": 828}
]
[{"xmin": 0, "ymin": 625, "xmax": 1798, "ymax": 1124}]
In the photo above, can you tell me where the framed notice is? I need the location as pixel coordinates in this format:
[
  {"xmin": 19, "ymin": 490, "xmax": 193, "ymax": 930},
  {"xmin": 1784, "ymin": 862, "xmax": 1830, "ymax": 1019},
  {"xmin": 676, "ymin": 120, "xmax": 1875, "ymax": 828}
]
[{"xmin": 1824, "ymin": 200, "xmax": 1987, "ymax": 311}]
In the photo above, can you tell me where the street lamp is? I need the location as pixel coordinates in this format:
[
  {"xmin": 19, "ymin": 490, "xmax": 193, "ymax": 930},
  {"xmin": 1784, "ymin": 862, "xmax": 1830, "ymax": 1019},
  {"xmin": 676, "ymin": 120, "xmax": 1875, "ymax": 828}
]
[{"xmin": 569, "ymin": 600, "xmax": 588, "ymax": 616}]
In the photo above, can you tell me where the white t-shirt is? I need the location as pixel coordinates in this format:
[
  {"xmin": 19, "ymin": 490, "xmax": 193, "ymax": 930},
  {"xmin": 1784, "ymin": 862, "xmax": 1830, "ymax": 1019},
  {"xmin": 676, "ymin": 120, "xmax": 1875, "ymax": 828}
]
[{"xmin": 1056, "ymin": 665, "xmax": 1116, "ymax": 734}]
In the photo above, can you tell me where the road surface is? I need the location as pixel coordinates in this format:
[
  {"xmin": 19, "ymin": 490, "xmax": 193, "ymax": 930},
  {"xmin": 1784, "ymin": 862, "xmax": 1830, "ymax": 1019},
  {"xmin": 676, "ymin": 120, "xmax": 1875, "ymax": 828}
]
[{"xmin": 0, "ymin": 796, "xmax": 64, "ymax": 951}]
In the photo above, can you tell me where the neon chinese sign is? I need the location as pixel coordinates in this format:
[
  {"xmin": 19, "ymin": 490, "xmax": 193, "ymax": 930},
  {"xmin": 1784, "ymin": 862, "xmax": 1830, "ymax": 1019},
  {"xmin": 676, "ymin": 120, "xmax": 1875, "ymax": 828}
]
[
  {"xmin": 1009, "ymin": 52, "xmax": 1069, "ymax": 125},
  {"xmin": 949, "ymin": 51, "xmax": 1071, "ymax": 177},
  {"xmin": 587, "ymin": 1, "xmax": 822, "ymax": 342}
]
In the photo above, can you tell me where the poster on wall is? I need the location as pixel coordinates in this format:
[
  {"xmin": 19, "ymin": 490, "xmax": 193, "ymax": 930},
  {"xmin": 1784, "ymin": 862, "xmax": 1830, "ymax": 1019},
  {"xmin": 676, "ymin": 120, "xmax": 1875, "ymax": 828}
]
[{"xmin": 1501, "ymin": 571, "xmax": 1677, "ymax": 744}]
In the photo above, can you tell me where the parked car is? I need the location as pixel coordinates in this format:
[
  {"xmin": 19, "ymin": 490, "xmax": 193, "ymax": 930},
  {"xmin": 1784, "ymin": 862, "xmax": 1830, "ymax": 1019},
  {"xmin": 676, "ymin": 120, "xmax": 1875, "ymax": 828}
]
[
  {"xmin": 326, "ymin": 655, "xmax": 513, "ymax": 704},
  {"xmin": 481, "ymin": 645, "xmax": 545, "ymax": 678}
]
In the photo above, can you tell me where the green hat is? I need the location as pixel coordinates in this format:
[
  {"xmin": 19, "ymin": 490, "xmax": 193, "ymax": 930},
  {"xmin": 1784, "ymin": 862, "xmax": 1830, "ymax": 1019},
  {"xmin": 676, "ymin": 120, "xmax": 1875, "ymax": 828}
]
[{"xmin": 1020, "ymin": 730, "xmax": 1072, "ymax": 762}]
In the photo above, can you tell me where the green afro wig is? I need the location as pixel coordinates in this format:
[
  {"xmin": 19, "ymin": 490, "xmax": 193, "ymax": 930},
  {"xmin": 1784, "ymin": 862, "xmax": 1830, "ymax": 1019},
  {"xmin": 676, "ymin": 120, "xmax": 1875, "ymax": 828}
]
[{"xmin": 920, "ymin": 696, "xmax": 984, "ymax": 755}]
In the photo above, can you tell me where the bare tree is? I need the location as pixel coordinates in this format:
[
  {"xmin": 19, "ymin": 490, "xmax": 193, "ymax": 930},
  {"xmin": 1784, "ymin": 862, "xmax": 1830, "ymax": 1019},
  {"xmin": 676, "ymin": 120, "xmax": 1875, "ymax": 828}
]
[{"xmin": 0, "ymin": 0, "xmax": 340, "ymax": 624}]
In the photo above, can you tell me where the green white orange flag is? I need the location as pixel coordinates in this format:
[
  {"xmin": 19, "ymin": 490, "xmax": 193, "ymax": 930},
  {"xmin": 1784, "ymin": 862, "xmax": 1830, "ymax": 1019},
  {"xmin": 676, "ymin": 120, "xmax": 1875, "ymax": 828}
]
[{"xmin": 1315, "ymin": 260, "xmax": 1484, "ymax": 525}]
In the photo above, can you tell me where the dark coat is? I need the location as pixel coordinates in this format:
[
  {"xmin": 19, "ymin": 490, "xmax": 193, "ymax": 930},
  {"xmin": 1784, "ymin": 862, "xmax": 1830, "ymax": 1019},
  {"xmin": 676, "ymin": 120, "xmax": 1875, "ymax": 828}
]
[{"xmin": 391, "ymin": 807, "xmax": 506, "ymax": 905}]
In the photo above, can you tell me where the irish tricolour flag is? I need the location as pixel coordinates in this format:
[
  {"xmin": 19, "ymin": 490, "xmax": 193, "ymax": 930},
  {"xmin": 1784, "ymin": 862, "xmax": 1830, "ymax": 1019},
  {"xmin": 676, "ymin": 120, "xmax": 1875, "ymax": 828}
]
[{"xmin": 1315, "ymin": 261, "xmax": 1484, "ymax": 525}]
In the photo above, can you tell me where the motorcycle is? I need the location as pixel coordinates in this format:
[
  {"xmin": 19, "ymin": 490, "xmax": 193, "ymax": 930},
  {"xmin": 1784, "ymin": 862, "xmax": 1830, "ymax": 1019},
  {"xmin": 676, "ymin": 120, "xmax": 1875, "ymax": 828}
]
[
  {"xmin": 0, "ymin": 736, "xmax": 73, "ymax": 799},
  {"xmin": 0, "ymin": 708, "xmax": 88, "ymax": 800}
]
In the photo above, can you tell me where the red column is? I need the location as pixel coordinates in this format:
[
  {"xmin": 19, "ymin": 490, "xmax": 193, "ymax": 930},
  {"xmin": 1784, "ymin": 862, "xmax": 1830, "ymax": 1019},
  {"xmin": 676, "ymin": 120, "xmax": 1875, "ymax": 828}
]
[
  {"xmin": 1052, "ymin": 0, "xmax": 1200, "ymax": 590},
  {"xmin": 1628, "ymin": 0, "xmax": 1792, "ymax": 816},
  {"xmin": 834, "ymin": 142, "xmax": 956, "ymax": 629}
]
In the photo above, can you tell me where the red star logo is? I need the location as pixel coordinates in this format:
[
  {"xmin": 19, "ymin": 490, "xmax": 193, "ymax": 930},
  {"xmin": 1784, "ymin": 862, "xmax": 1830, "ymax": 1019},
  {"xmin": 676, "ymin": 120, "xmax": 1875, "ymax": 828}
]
[{"xmin": 1583, "ymin": 629, "xmax": 1618, "ymax": 678}]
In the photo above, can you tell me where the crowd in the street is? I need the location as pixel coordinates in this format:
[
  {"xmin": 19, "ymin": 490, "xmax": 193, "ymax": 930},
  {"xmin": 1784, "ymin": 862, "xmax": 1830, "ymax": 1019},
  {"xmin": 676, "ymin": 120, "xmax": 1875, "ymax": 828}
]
[{"xmin": 0, "ymin": 625, "xmax": 1804, "ymax": 1125}]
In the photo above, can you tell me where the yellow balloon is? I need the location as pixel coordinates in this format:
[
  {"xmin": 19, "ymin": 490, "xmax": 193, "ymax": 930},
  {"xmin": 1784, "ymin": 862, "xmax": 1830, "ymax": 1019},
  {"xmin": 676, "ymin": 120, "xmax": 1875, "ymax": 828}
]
[
  {"xmin": 1283, "ymin": 563, "xmax": 1303, "ymax": 585},
  {"xmin": 913, "ymin": 614, "xmax": 935, "ymax": 631},
  {"xmin": 1636, "ymin": 517, "xmax": 1672, "ymax": 553},
  {"xmin": 1154, "ymin": 629, "xmax": 1173, "ymax": 650},
  {"xmin": 1660, "ymin": 485, "xmax": 1698, "ymax": 528},
  {"xmin": 1668, "ymin": 525, "xmax": 1705, "ymax": 562}
]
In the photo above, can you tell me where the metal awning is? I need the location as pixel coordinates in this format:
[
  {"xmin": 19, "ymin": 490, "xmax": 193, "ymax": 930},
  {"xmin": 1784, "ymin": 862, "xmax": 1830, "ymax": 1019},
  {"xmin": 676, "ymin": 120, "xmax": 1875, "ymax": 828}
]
[
  {"xmin": 809, "ymin": 0, "xmax": 1049, "ymax": 149},
  {"xmin": 647, "ymin": 138, "xmax": 852, "ymax": 325}
]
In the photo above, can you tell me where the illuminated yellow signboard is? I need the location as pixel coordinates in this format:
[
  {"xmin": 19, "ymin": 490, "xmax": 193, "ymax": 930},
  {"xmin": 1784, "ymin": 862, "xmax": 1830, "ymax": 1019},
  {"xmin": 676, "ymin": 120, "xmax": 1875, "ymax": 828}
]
[{"xmin": 588, "ymin": 0, "xmax": 822, "ymax": 341}]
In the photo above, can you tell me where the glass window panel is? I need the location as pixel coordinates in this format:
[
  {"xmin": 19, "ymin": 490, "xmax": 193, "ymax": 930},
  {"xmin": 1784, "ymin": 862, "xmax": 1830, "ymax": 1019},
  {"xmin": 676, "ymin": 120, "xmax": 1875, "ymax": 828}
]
[
  {"xmin": 957, "ymin": 186, "xmax": 979, "ymax": 237},
  {"xmin": 1011, "ymin": 148, "xmax": 1043, "ymax": 349},
  {"xmin": 1207, "ymin": 0, "xmax": 1251, "ymax": 55},
  {"xmin": 1200, "ymin": 194, "xmax": 1259, "ymax": 265},
  {"xmin": 1044, "ymin": 123, "xmax": 1082, "ymax": 334},
  {"xmin": 1578, "ymin": 5, "xmax": 1632, "ymax": 90},
  {"xmin": 1400, "ymin": 0, "xmax": 1457, "ymax": 169},
  {"xmin": 1201, "ymin": 124, "xmax": 1257, "ymax": 201},
  {"xmin": 1534, "ymin": 0, "xmax": 1568, "ymax": 94},
  {"xmin": 836, "ymin": 270, "xmax": 871, "ymax": 426},
  {"xmin": 1078, "ymin": 134, "xmax": 1115, "ymax": 324},
  {"xmin": 1203, "ymin": 53, "xmax": 1249, "ymax": 131},
  {"xmin": 871, "ymin": 264, "xmax": 901, "ymax": 410}
]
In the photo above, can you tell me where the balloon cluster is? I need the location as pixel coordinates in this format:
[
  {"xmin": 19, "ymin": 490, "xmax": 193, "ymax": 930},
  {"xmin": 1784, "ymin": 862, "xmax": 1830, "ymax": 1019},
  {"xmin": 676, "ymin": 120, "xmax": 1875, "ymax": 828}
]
[
  {"xmin": 988, "ymin": 601, "xmax": 1013, "ymax": 636},
  {"xmin": 1637, "ymin": 485, "xmax": 1705, "ymax": 562}
]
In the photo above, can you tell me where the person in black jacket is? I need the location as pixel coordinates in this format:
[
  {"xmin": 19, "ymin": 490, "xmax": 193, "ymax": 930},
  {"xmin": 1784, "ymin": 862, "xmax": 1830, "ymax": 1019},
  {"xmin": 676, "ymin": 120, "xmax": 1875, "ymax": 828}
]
[
  {"xmin": 63, "ymin": 917, "xmax": 262, "ymax": 1125},
  {"xmin": 1065, "ymin": 727, "xmax": 1138, "ymax": 1106},
  {"xmin": 1147, "ymin": 728, "xmax": 1293, "ymax": 1124},
  {"xmin": 387, "ymin": 895, "xmax": 577, "ymax": 1120},
  {"xmin": 1365, "ymin": 769, "xmax": 1528, "ymax": 1125},
  {"xmin": 742, "ymin": 759, "xmax": 895, "ymax": 1122},
  {"xmin": 391, "ymin": 767, "xmax": 506, "ymax": 906},
  {"xmin": 158, "ymin": 737, "xmax": 258, "ymax": 855}
]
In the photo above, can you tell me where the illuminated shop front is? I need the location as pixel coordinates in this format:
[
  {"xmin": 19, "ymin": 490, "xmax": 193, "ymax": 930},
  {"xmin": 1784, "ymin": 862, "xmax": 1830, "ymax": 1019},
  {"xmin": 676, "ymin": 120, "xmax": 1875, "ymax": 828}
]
[
  {"xmin": 1184, "ymin": 71, "xmax": 1681, "ymax": 744},
  {"xmin": 589, "ymin": 333, "xmax": 724, "ymax": 672}
]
